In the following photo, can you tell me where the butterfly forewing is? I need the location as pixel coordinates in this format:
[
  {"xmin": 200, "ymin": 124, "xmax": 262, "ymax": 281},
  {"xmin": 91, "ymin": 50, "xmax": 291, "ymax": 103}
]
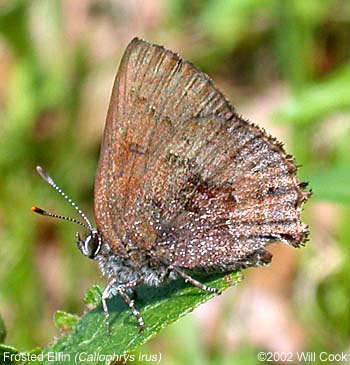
[{"xmin": 94, "ymin": 38, "xmax": 309, "ymax": 269}]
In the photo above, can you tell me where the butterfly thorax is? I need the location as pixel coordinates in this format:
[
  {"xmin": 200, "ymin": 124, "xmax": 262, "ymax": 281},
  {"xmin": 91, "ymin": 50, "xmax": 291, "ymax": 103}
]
[{"xmin": 95, "ymin": 240, "xmax": 173, "ymax": 287}]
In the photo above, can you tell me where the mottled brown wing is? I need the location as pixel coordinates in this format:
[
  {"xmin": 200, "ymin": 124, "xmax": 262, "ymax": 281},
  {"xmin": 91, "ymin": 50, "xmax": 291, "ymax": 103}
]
[
  {"xmin": 147, "ymin": 115, "xmax": 310, "ymax": 269},
  {"xmin": 94, "ymin": 38, "xmax": 310, "ymax": 269},
  {"xmin": 94, "ymin": 38, "xmax": 233, "ymax": 251}
]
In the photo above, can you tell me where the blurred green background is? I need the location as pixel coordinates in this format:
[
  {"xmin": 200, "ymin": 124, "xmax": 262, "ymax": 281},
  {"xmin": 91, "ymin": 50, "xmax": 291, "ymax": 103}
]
[{"xmin": 0, "ymin": 0, "xmax": 349, "ymax": 363}]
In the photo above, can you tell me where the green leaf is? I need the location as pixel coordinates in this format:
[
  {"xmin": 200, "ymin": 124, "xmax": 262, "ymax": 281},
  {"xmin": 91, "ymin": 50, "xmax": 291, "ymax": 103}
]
[
  {"xmin": 42, "ymin": 271, "xmax": 242, "ymax": 364},
  {"xmin": 0, "ymin": 314, "xmax": 6, "ymax": 343},
  {"xmin": 84, "ymin": 284, "xmax": 103, "ymax": 308},
  {"xmin": 23, "ymin": 347, "xmax": 42, "ymax": 365},
  {"xmin": 54, "ymin": 311, "xmax": 80, "ymax": 331},
  {"xmin": 200, "ymin": 0, "xmax": 273, "ymax": 46},
  {"xmin": 275, "ymin": 67, "xmax": 350, "ymax": 125},
  {"xmin": 0, "ymin": 344, "xmax": 18, "ymax": 365},
  {"xmin": 307, "ymin": 166, "xmax": 350, "ymax": 203}
]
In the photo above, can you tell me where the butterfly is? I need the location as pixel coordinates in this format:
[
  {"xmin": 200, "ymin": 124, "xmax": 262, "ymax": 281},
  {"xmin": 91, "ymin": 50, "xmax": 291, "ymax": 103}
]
[{"xmin": 33, "ymin": 37, "xmax": 310, "ymax": 332}]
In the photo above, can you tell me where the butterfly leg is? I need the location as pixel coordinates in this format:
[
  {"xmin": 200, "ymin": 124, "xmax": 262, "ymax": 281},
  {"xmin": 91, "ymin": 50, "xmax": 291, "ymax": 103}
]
[
  {"xmin": 102, "ymin": 278, "xmax": 117, "ymax": 335},
  {"xmin": 170, "ymin": 266, "xmax": 222, "ymax": 295},
  {"xmin": 117, "ymin": 283, "xmax": 145, "ymax": 333},
  {"xmin": 102, "ymin": 278, "xmax": 145, "ymax": 334}
]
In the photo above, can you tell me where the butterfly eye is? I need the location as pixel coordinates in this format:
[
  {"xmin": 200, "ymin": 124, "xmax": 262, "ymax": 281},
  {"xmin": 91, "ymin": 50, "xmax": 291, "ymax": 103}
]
[{"xmin": 78, "ymin": 231, "xmax": 101, "ymax": 259}]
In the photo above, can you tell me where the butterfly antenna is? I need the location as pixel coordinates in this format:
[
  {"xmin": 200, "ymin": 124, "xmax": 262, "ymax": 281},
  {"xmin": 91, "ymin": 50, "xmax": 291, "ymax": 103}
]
[
  {"xmin": 31, "ymin": 206, "xmax": 90, "ymax": 230},
  {"xmin": 34, "ymin": 166, "xmax": 93, "ymax": 231}
]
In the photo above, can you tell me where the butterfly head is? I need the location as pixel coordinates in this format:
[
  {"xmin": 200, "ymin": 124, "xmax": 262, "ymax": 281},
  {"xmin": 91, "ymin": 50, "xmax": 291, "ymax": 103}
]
[
  {"xmin": 32, "ymin": 166, "xmax": 102, "ymax": 259},
  {"xmin": 76, "ymin": 228, "xmax": 102, "ymax": 259}
]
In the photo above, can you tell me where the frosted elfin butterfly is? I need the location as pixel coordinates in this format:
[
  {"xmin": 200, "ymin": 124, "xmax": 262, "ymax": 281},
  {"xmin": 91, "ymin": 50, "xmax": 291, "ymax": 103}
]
[{"xmin": 32, "ymin": 37, "xmax": 310, "ymax": 332}]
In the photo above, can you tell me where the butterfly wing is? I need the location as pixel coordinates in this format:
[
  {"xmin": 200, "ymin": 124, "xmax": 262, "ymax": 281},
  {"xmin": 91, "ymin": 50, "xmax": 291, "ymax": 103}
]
[
  {"xmin": 145, "ymin": 115, "xmax": 309, "ymax": 269},
  {"xmin": 94, "ymin": 38, "xmax": 310, "ymax": 269},
  {"xmin": 94, "ymin": 38, "xmax": 233, "ymax": 252}
]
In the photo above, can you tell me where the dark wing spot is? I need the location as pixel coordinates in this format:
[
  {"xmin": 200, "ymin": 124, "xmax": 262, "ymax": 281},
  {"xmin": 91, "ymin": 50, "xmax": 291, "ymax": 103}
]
[{"xmin": 129, "ymin": 142, "xmax": 147, "ymax": 155}]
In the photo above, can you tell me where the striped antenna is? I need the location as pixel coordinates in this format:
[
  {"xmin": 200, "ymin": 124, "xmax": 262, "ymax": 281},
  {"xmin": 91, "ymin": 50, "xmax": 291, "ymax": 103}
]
[
  {"xmin": 34, "ymin": 166, "xmax": 93, "ymax": 231},
  {"xmin": 31, "ymin": 206, "xmax": 90, "ymax": 230}
]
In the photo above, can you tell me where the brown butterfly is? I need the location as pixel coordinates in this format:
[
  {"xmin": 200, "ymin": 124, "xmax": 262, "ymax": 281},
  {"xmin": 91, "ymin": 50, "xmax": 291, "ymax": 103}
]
[{"xmin": 33, "ymin": 37, "xmax": 310, "ymax": 332}]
